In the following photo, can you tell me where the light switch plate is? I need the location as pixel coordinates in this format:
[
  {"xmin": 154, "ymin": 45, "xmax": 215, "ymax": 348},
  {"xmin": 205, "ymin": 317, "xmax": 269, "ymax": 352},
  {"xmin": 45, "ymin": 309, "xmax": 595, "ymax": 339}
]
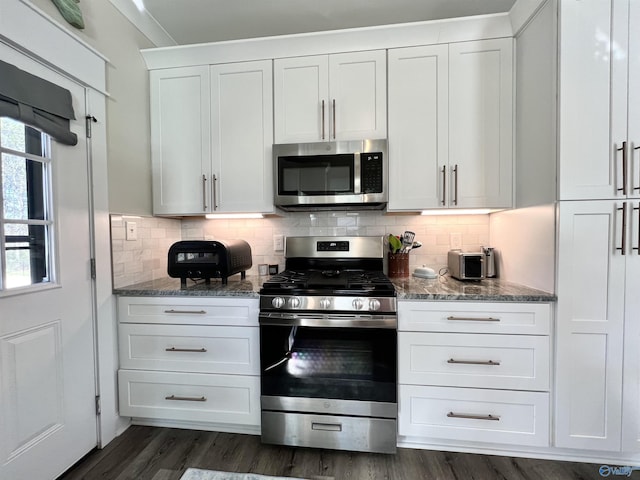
[
  {"xmin": 273, "ymin": 234, "xmax": 284, "ymax": 251},
  {"xmin": 450, "ymin": 232, "xmax": 462, "ymax": 249},
  {"xmin": 125, "ymin": 221, "xmax": 137, "ymax": 241}
]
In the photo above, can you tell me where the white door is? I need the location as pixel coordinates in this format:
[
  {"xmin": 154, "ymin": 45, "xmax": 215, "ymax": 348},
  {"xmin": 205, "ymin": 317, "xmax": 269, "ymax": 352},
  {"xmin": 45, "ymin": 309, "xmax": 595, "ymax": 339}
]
[
  {"xmin": 210, "ymin": 60, "xmax": 274, "ymax": 213},
  {"xmin": 449, "ymin": 39, "xmax": 513, "ymax": 209},
  {"xmin": 0, "ymin": 62, "xmax": 97, "ymax": 479},
  {"xmin": 151, "ymin": 66, "xmax": 211, "ymax": 215},
  {"xmin": 273, "ymin": 55, "xmax": 328, "ymax": 144},
  {"xmin": 329, "ymin": 50, "xmax": 387, "ymax": 141},
  {"xmin": 387, "ymin": 44, "xmax": 448, "ymax": 211},
  {"xmin": 555, "ymin": 200, "xmax": 625, "ymax": 451}
]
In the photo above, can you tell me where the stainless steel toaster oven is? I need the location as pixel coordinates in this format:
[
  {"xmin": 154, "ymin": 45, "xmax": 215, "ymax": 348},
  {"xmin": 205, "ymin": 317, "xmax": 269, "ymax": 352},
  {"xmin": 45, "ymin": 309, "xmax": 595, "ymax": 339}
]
[
  {"xmin": 167, "ymin": 240, "xmax": 252, "ymax": 286},
  {"xmin": 448, "ymin": 250, "xmax": 485, "ymax": 281}
]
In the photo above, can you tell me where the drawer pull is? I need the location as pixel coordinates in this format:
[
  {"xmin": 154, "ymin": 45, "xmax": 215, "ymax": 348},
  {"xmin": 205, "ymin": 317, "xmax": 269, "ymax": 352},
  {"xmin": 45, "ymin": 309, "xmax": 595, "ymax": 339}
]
[
  {"xmin": 447, "ymin": 412, "xmax": 500, "ymax": 421},
  {"xmin": 447, "ymin": 316, "xmax": 500, "ymax": 322},
  {"xmin": 164, "ymin": 309, "xmax": 207, "ymax": 314},
  {"xmin": 165, "ymin": 395, "xmax": 207, "ymax": 402},
  {"xmin": 165, "ymin": 347, "xmax": 207, "ymax": 353},
  {"xmin": 312, "ymin": 422, "xmax": 342, "ymax": 432},
  {"xmin": 447, "ymin": 358, "xmax": 501, "ymax": 366}
]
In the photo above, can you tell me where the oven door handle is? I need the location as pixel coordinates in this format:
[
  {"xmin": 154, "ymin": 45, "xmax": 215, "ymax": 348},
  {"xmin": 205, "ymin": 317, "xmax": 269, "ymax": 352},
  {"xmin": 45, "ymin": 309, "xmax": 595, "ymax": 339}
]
[{"xmin": 259, "ymin": 313, "xmax": 397, "ymax": 329}]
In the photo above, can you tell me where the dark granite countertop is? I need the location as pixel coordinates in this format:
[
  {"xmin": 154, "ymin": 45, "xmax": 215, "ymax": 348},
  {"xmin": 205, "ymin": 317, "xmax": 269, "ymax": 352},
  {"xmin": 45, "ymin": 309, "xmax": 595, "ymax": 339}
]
[{"xmin": 114, "ymin": 274, "xmax": 555, "ymax": 302}]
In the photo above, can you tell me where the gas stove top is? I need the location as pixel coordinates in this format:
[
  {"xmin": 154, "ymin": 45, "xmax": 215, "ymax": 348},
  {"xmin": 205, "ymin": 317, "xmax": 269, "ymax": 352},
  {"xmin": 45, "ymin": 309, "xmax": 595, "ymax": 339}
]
[
  {"xmin": 259, "ymin": 236, "xmax": 397, "ymax": 314},
  {"xmin": 261, "ymin": 269, "xmax": 395, "ymax": 296}
]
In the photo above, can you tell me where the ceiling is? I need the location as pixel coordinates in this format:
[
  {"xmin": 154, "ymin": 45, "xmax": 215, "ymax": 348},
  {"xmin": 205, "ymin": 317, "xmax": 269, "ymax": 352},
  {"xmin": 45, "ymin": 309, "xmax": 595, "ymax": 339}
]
[{"xmin": 138, "ymin": 0, "xmax": 517, "ymax": 45}]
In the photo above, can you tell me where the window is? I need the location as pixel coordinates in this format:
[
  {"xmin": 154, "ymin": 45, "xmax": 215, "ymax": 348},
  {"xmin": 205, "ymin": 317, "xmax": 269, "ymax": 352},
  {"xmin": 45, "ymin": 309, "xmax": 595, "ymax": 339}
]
[{"xmin": 0, "ymin": 117, "xmax": 54, "ymax": 290}]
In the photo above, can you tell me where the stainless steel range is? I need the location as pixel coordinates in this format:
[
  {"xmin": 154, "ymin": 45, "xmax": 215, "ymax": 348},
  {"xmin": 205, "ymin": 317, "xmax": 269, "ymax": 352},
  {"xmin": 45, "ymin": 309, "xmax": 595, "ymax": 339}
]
[{"xmin": 259, "ymin": 236, "xmax": 397, "ymax": 454}]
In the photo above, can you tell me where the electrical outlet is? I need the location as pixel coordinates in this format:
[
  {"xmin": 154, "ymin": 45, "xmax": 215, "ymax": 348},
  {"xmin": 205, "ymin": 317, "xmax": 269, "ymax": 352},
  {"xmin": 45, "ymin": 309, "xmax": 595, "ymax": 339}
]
[
  {"xmin": 125, "ymin": 221, "xmax": 137, "ymax": 241},
  {"xmin": 450, "ymin": 232, "xmax": 462, "ymax": 250},
  {"xmin": 273, "ymin": 234, "xmax": 284, "ymax": 251}
]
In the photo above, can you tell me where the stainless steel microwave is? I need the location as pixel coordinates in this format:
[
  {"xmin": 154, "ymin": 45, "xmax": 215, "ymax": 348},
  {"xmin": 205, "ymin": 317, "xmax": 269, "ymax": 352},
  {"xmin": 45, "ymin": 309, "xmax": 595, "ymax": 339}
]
[{"xmin": 273, "ymin": 139, "xmax": 388, "ymax": 211}]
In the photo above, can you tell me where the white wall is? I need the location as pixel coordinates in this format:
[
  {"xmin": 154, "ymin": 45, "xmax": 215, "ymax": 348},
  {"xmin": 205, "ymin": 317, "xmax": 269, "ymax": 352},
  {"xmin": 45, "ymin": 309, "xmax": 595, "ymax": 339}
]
[
  {"xmin": 489, "ymin": 204, "xmax": 556, "ymax": 292},
  {"xmin": 30, "ymin": 0, "xmax": 156, "ymax": 215},
  {"xmin": 514, "ymin": 0, "xmax": 557, "ymax": 208}
]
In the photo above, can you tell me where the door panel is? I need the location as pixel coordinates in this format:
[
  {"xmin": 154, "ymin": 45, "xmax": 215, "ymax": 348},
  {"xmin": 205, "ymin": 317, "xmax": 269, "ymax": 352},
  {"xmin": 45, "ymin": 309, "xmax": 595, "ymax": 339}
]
[{"xmin": 0, "ymin": 52, "xmax": 97, "ymax": 479}]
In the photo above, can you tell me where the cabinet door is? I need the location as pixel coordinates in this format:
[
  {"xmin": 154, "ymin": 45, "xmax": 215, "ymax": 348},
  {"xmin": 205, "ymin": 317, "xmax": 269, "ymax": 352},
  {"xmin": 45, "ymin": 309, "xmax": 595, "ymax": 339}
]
[
  {"xmin": 630, "ymin": 0, "xmax": 640, "ymax": 199},
  {"xmin": 329, "ymin": 50, "xmax": 387, "ymax": 141},
  {"xmin": 273, "ymin": 55, "xmax": 328, "ymax": 143},
  {"xmin": 559, "ymin": 0, "xmax": 629, "ymax": 200},
  {"xmin": 623, "ymin": 200, "xmax": 640, "ymax": 451},
  {"xmin": 151, "ymin": 66, "xmax": 211, "ymax": 215},
  {"xmin": 211, "ymin": 60, "xmax": 274, "ymax": 213},
  {"xmin": 449, "ymin": 39, "xmax": 513, "ymax": 208},
  {"xmin": 555, "ymin": 200, "xmax": 625, "ymax": 451},
  {"xmin": 388, "ymin": 45, "xmax": 448, "ymax": 211}
]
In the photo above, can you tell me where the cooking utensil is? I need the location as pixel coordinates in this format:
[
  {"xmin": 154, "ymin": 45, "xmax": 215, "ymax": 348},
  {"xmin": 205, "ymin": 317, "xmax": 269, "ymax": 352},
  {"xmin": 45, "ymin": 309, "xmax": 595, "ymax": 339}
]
[
  {"xmin": 401, "ymin": 231, "xmax": 415, "ymax": 253},
  {"xmin": 411, "ymin": 241, "xmax": 422, "ymax": 250}
]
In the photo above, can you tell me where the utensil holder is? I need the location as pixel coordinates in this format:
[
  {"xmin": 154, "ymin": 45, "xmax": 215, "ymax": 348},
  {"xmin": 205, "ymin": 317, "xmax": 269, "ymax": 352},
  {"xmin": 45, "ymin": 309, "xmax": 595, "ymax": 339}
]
[{"xmin": 388, "ymin": 252, "xmax": 410, "ymax": 278}]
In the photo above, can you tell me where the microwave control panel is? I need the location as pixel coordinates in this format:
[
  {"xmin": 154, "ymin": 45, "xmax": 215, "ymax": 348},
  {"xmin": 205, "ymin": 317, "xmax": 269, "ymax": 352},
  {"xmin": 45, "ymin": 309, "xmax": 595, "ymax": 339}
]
[{"xmin": 361, "ymin": 152, "xmax": 383, "ymax": 193}]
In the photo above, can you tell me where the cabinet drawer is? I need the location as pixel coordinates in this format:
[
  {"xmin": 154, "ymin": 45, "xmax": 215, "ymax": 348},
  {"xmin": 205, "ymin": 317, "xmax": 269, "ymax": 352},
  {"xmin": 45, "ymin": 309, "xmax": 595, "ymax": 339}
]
[
  {"xmin": 398, "ymin": 385, "xmax": 549, "ymax": 447},
  {"xmin": 398, "ymin": 332, "xmax": 550, "ymax": 390},
  {"xmin": 118, "ymin": 296, "xmax": 259, "ymax": 326},
  {"xmin": 398, "ymin": 301, "xmax": 551, "ymax": 335},
  {"xmin": 118, "ymin": 369, "xmax": 260, "ymax": 426},
  {"xmin": 119, "ymin": 323, "xmax": 259, "ymax": 375}
]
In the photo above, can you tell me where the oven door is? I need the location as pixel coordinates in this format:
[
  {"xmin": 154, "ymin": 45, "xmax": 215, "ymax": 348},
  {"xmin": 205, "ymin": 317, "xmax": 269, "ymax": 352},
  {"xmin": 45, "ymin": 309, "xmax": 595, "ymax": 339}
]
[{"xmin": 259, "ymin": 313, "xmax": 397, "ymax": 408}]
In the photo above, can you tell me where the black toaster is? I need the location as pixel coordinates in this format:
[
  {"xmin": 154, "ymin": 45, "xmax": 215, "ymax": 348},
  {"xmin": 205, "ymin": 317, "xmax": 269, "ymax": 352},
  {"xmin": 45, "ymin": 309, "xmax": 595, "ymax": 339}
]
[{"xmin": 167, "ymin": 240, "xmax": 252, "ymax": 286}]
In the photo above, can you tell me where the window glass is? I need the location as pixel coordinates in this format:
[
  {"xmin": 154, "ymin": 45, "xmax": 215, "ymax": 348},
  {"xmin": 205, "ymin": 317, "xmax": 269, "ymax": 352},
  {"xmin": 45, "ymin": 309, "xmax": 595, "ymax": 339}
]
[{"xmin": 0, "ymin": 117, "xmax": 53, "ymax": 291}]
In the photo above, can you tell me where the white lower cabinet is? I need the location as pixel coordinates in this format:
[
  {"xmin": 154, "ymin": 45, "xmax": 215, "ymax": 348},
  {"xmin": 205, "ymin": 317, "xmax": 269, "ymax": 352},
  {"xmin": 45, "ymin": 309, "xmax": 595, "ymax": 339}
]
[
  {"xmin": 398, "ymin": 301, "xmax": 552, "ymax": 448},
  {"xmin": 117, "ymin": 296, "xmax": 260, "ymax": 433},
  {"xmin": 399, "ymin": 385, "xmax": 550, "ymax": 447}
]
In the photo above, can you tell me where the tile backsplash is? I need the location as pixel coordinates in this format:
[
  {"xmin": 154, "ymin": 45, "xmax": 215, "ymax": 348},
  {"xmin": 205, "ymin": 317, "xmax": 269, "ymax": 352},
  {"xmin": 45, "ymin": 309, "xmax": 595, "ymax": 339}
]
[
  {"xmin": 110, "ymin": 215, "xmax": 181, "ymax": 288},
  {"xmin": 110, "ymin": 211, "xmax": 489, "ymax": 287}
]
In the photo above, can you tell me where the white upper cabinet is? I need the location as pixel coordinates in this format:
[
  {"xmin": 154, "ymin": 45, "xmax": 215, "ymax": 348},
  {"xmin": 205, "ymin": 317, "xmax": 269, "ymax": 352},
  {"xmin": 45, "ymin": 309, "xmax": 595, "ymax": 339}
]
[
  {"xmin": 210, "ymin": 60, "xmax": 274, "ymax": 213},
  {"xmin": 388, "ymin": 39, "xmax": 513, "ymax": 211},
  {"xmin": 274, "ymin": 50, "xmax": 387, "ymax": 143},
  {"xmin": 559, "ymin": 0, "xmax": 640, "ymax": 200},
  {"xmin": 388, "ymin": 45, "xmax": 449, "ymax": 210},
  {"xmin": 449, "ymin": 39, "xmax": 513, "ymax": 209},
  {"xmin": 150, "ymin": 61, "xmax": 274, "ymax": 215},
  {"xmin": 151, "ymin": 66, "xmax": 211, "ymax": 215}
]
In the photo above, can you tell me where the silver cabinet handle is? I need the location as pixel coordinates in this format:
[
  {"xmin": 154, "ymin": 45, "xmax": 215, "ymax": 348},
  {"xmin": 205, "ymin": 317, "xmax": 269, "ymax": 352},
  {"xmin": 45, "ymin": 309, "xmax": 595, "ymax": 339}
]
[
  {"xmin": 212, "ymin": 174, "xmax": 218, "ymax": 210},
  {"xmin": 312, "ymin": 422, "xmax": 342, "ymax": 432},
  {"xmin": 447, "ymin": 412, "xmax": 500, "ymax": 421},
  {"xmin": 447, "ymin": 316, "xmax": 500, "ymax": 322},
  {"xmin": 634, "ymin": 204, "xmax": 640, "ymax": 255},
  {"xmin": 332, "ymin": 98, "xmax": 336, "ymax": 139},
  {"xmin": 617, "ymin": 202, "xmax": 627, "ymax": 255},
  {"xmin": 635, "ymin": 144, "xmax": 640, "ymax": 192},
  {"xmin": 441, "ymin": 166, "xmax": 446, "ymax": 206},
  {"xmin": 321, "ymin": 99, "xmax": 325, "ymax": 140},
  {"xmin": 617, "ymin": 141, "xmax": 628, "ymax": 195},
  {"xmin": 452, "ymin": 164, "xmax": 459, "ymax": 205},
  {"xmin": 163, "ymin": 309, "xmax": 207, "ymax": 314},
  {"xmin": 165, "ymin": 395, "xmax": 206, "ymax": 402},
  {"xmin": 448, "ymin": 358, "xmax": 501, "ymax": 366},
  {"xmin": 202, "ymin": 174, "xmax": 207, "ymax": 211},
  {"xmin": 165, "ymin": 347, "xmax": 207, "ymax": 353}
]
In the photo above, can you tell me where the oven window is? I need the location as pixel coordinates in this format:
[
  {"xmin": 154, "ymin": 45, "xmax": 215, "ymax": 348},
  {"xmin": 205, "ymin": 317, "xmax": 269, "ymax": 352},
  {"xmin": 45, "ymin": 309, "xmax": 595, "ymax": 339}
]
[
  {"xmin": 176, "ymin": 252, "xmax": 219, "ymax": 264},
  {"xmin": 278, "ymin": 154, "xmax": 354, "ymax": 195},
  {"xmin": 260, "ymin": 326, "xmax": 396, "ymax": 403}
]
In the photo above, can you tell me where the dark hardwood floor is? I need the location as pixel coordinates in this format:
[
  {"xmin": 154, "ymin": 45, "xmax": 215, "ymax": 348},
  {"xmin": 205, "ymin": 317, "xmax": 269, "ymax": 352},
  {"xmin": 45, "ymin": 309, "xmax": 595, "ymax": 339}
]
[{"xmin": 57, "ymin": 426, "xmax": 626, "ymax": 480}]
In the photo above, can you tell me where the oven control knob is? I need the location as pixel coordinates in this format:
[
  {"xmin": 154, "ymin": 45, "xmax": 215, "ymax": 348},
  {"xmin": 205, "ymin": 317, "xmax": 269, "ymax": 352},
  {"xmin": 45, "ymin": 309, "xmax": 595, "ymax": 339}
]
[
  {"xmin": 271, "ymin": 297, "xmax": 285, "ymax": 309},
  {"xmin": 289, "ymin": 297, "xmax": 301, "ymax": 308},
  {"xmin": 352, "ymin": 298, "xmax": 364, "ymax": 310},
  {"xmin": 319, "ymin": 298, "xmax": 331, "ymax": 309},
  {"xmin": 369, "ymin": 299, "xmax": 381, "ymax": 311}
]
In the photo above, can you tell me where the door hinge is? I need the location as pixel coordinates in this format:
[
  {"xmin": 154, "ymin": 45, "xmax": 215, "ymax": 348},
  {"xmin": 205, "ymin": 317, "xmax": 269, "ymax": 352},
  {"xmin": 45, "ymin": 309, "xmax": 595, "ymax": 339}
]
[
  {"xmin": 85, "ymin": 115, "xmax": 97, "ymax": 138},
  {"xmin": 90, "ymin": 258, "xmax": 96, "ymax": 280},
  {"xmin": 95, "ymin": 395, "xmax": 101, "ymax": 415}
]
